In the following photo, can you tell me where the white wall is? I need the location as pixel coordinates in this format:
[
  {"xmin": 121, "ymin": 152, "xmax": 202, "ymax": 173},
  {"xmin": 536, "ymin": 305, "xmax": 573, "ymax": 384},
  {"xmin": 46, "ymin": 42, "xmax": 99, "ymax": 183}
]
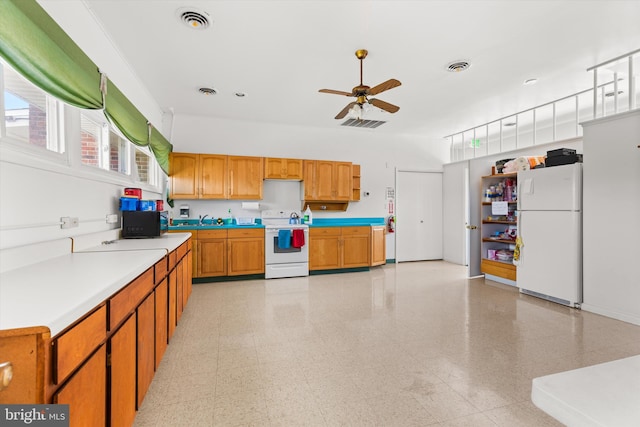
[{"xmin": 581, "ymin": 110, "xmax": 640, "ymax": 325}]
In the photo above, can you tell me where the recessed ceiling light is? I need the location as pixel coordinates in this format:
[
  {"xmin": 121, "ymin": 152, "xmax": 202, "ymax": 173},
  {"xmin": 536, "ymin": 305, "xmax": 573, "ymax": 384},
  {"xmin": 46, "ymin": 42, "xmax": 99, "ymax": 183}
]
[
  {"xmin": 234, "ymin": 92, "xmax": 247, "ymax": 98},
  {"xmin": 177, "ymin": 8, "xmax": 211, "ymax": 30},
  {"xmin": 198, "ymin": 87, "xmax": 217, "ymax": 95},
  {"xmin": 446, "ymin": 60, "xmax": 471, "ymax": 72},
  {"xmin": 523, "ymin": 78, "xmax": 538, "ymax": 85}
]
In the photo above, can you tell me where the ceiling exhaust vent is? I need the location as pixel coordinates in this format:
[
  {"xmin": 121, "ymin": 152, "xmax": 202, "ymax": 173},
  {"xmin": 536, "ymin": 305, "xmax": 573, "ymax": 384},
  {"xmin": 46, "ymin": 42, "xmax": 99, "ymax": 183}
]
[
  {"xmin": 198, "ymin": 87, "xmax": 217, "ymax": 95},
  {"xmin": 341, "ymin": 119, "xmax": 386, "ymax": 128},
  {"xmin": 177, "ymin": 8, "xmax": 211, "ymax": 29},
  {"xmin": 446, "ymin": 60, "xmax": 471, "ymax": 72}
]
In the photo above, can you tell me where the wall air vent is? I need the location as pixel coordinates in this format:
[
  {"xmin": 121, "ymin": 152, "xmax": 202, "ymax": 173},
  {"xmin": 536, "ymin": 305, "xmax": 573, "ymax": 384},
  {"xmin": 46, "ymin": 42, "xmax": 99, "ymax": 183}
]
[
  {"xmin": 177, "ymin": 8, "xmax": 211, "ymax": 30},
  {"xmin": 341, "ymin": 119, "xmax": 386, "ymax": 128}
]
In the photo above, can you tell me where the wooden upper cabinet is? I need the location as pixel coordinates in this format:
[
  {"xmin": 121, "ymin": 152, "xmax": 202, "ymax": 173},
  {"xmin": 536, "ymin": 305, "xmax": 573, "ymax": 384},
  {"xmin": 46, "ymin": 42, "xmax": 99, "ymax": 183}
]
[
  {"xmin": 200, "ymin": 154, "xmax": 228, "ymax": 199},
  {"xmin": 305, "ymin": 160, "xmax": 352, "ymax": 201},
  {"xmin": 334, "ymin": 162, "xmax": 353, "ymax": 201},
  {"xmin": 264, "ymin": 158, "xmax": 303, "ymax": 180},
  {"xmin": 228, "ymin": 156, "xmax": 264, "ymax": 200},
  {"xmin": 169, "ymin": 152, "xmax": 199, "ymax": 199},
  {"xmin": 303, "ymin": 160, "xmax": 316, "ymax": 200}
]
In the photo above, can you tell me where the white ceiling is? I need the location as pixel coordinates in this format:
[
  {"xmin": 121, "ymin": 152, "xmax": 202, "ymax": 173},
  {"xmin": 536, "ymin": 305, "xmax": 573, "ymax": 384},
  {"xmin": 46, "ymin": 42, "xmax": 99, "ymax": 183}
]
[{"xmin": 47, "ymin": 1, "xmax": 640, "ymax": 141}]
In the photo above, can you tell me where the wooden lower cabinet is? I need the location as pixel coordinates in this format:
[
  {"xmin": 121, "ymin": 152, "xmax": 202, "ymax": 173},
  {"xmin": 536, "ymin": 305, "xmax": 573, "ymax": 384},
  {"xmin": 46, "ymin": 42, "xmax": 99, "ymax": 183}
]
[
  {"xmin": 370, "ymin": 226, "xmax": 386, "ymax": 266},
  {"xmin": 198, "ymin": 230, "xmax": 227, "ymax": 277},
  {"xmin": 155, "ymin": 278, "xmax": 168, "ymax": 370},
  {"xmin": 228, "ymin": 229, "xmax": 264, "ymax": 276},
  {"xmin": 0, "ymin": 237, "xmax": 194, "ymax": 427},
  {"xmin": 109, "ymin": 314, "xmax": 136, "ymax": 427},
  {"xmin": 136, "ymin": 293, "xmax": 155, "ymax": 408},
  {"xmin": 196, "ymin": 228, "xmax": 264, "ymax": 278},
  {"xmin": 309, "ymin": 226, "xmax": 370, "ymax": 270},
  {"xmin": 0, "ymin": 326, "xmax": 50, "ymax": 404},
  {"xmin": 54, "ymin": 345, "xmax": 107, "ymax": 427},
  {"xmin": 342, "ymin": 228, "xmax": 370, "ymax": 267}
]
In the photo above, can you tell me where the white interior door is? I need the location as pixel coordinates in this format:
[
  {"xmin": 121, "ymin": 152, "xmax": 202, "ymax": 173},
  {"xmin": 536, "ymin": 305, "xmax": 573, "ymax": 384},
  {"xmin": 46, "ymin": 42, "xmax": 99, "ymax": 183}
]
[{"xmin": 396, "ymin": 171, "xmax": 443, "ymax": 262}]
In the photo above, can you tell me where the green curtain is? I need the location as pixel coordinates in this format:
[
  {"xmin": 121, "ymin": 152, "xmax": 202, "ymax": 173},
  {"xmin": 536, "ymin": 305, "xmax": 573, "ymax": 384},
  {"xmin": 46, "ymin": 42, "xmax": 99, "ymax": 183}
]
[{"xmin": 0, "ymin": 0, "xmax": 172, "ymax": 173}]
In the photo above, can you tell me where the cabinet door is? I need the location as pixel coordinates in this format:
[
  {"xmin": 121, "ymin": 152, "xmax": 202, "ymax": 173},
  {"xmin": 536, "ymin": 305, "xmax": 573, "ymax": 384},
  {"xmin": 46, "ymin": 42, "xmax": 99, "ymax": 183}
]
[
  {"xmin": 155, "ymin": 278, "xmax": 168, "ymax": 370},
  {"xmin": 342, "ymin": 233, "xmax": 370, "ymax": 268},
  {"xmin": 303, "ymin": 160, "xmax": 316, "ymax": 200},
  {"xmin": 176, "ymin": 261, "xmax": 184, "ymax": 322},
  {"xmin": 198, "ymin": 239, "xmax": 227, "ymax": 277},
  {"xmin": 370, "ymin": 226, "xmax": 386, "ymax": 266},
  {"xmin": 264, "ymin": 158, "xmax": 285, "ymax": 179},
  {"xmin": 109, "ymin": 314, "xmax": 136, "ymax": 427},
  {"xmin": 315, "ymin": 160, "xmax": 335, "ymax": 200},
  {"xmin": 309, "ymin": 228, "xmax": 341, "ymax": 270},
  {"xmin": 137, "ymin": 293, "xmax": 155, "ymax": 408},
  {"xmin": 54, "ymin": 345, "xmax": 106, "ymax": 427},
  {"xmin": 169, "ymin": 152, "xmax": 199, "ymax": 199},
  {"xmin": 333, "ymin": 162, "xmax": 353, "ymax": 201},
  {"xmin": 184, "ymin": 250, "xmax": 193, "ymax": 302},
  {"xmin": 168, "ymin": 269, "xmax": 177, "ymax": 339},
  {"xmin": 200, "ymin": 154, "xmax": 227, "ymax": 199},
  {"xmin": 228, "ymin": 156, "xmax": 264, "ymax": 199},
  {"xmin": 284, "ymin": 158, "xmax": 303, "ymax": 179},
  {"xmin": 227, "ymin": 237, "xmax": 264, "ymax": 276}
]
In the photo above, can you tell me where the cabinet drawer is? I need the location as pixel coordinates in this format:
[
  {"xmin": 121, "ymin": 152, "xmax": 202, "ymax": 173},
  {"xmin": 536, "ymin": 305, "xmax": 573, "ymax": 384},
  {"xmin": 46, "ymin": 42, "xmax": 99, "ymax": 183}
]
[
  {"xmin": 228, "ymin": 228, "xmax": 263, "ymax": 238},
  {"xmin": 310, "ymin": 227, "xmax": 341, "ymax": 237},
  {"xmin": 109, "ymin": 268, "xmax": 154, "ymax": 330},
  {"xmin": 168, "ymin": 250, "xmax": 177, "ymax": 270},
  {"xmin": 53, "ymin": 304, "xmax": 106, "ymax": 384},
  {"xmin": 198, "ymin": 229, "xmax": 228, "ymax": 239},
  {"xmin": 154, "ymin": 257, "xmax": 167, "ymax": 285},
  {"xmin": 341, "ymin": 226, "xmax": 369, "ymax": 236},
  {"xmin": 177, "ymin": 241, "xmax": 188, "ymax": 260}
]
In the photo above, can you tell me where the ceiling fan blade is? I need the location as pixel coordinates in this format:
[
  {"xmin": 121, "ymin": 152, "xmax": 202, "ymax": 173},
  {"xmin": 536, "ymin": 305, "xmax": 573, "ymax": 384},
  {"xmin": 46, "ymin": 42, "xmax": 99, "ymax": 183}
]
[
  {"xmin": 369, "ymin": 98, "xmax": 400, "ymax": 113},
  {"xmin": 335, "ymin": 102, "xmax": 357, "ymax": 119},
  {"xmin": 319, "ymin": 89, "xmax": 353, "ymax": 96},
  {"xmin": 368, "ymin": 79, "xmax": 401, "ymax": 96}
]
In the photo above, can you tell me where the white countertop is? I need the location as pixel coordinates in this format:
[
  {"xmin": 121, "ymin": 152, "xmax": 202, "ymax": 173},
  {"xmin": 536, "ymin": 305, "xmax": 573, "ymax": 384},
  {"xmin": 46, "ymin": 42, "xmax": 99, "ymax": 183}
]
[
  {"xmin": 0, "ymin": 232, "xmax": 191, "ymax": 337},
  {"xmin": 532, "ymin": 355, "xmax": 640, "ymax": 427},
  {"xmin": 76, "ymin": 232, "xmax": 190, "ymax": 254}
]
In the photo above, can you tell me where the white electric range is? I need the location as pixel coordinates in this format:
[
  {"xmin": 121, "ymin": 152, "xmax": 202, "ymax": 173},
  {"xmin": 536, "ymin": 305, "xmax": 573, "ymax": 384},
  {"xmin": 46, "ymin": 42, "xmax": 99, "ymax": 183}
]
[{"xmin": 261, "ymin": 210, "xmax": 309, "ymax": 279}]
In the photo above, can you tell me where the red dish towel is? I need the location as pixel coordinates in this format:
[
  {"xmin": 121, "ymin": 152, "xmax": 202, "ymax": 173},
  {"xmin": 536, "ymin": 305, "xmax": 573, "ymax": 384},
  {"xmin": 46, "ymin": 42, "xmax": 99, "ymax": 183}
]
[{"xmin": 292, "ymin": 229, "xmax": 305, "ymax": 248}]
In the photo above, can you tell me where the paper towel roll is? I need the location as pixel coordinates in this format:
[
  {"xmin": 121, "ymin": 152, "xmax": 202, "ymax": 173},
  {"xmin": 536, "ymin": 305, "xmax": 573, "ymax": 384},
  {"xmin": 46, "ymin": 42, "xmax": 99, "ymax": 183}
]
[{"xmin": 241, "ymin": 202, "xmax": 261, "ymax": 210}]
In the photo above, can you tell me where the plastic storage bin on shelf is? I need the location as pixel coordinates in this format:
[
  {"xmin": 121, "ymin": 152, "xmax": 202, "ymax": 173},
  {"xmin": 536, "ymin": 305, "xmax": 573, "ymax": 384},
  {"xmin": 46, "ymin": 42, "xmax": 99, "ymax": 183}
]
[
  {"xmin": 139, "ymin": 200, "xmax": 156, "ymax": 211},
  {"xmin": 119, "ymin": 197, "xmax": 138, "ymax": 211}
]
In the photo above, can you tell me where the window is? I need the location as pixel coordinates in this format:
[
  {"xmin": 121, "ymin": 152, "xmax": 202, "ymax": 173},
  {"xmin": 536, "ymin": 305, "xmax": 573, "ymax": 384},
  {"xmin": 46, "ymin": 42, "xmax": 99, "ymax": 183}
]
[
  {"xmin": 134, "ymin": 147, "xmax": 151, "ymax": 184},
  {"xmin": 0, "ymin": 59, "xmax": 64, "ymax": 154},
  {"xmin": 81, "ymin": 113, "xmax": 129, "ymax": 175}
]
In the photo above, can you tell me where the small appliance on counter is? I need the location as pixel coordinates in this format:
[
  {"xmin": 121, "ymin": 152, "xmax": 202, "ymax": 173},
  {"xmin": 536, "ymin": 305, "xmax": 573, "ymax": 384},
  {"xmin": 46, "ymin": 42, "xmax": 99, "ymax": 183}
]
[
  {"xmin": 122, "ymin": 211, "xmax": 168, "ymax": 238},
  {"xmin": 179, "ymin": 205, "xmax": 190, "ymax": 218}
]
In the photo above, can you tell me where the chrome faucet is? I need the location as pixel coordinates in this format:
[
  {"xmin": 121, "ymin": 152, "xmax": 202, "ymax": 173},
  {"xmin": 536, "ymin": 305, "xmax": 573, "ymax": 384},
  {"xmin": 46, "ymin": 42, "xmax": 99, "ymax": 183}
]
[{"xmin": 199, "ymin": 214, "xmax": 210, "ymax": 226}]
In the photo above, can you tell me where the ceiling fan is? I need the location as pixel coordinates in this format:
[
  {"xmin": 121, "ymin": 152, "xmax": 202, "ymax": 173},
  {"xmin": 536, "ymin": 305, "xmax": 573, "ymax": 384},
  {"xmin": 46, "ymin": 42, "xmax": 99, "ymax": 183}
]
[{"xmin": 319, "ymin": 49, "xmax": 401, "ymax": 120}]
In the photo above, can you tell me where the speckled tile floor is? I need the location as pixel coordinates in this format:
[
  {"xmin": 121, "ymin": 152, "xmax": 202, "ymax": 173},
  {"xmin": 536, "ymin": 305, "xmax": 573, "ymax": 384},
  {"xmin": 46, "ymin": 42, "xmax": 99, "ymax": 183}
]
[{"xmin": 133, "ymin": 261, "xmax": 640, "ymax": 426}]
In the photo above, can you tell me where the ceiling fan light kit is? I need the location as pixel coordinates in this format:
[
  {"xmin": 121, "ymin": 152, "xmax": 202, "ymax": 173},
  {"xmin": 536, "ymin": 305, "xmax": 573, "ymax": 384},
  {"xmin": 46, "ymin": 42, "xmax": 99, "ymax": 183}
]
[{"xmin": 319, "ymin": 49, "xmax": 401, "ymax": 120}]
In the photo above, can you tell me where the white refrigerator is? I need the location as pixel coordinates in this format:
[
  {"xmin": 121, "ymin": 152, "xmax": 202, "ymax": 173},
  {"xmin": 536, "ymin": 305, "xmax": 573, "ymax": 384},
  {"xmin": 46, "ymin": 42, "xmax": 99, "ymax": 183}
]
[{"xmin": 517, "ymin": 163, "xmax": 582, "ymax": 307}]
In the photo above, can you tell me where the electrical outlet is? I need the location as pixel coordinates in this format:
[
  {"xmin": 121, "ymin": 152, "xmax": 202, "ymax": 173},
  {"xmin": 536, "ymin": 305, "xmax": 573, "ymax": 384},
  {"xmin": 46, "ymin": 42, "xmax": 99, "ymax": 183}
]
[
  {"xmin": 60, "ymin": 217, "xmax": 79, "ymax": 229},
  {"xmin": 106, "ymin": 214, "xmax": 119, "ymax": 224}
]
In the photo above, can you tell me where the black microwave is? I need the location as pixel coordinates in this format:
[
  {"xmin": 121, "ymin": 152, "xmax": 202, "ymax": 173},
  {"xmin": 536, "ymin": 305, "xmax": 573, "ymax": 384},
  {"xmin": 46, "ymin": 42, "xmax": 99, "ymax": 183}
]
[{"xmin": 122, "ymin": 211, "xmax": 168, "ymax": 238}]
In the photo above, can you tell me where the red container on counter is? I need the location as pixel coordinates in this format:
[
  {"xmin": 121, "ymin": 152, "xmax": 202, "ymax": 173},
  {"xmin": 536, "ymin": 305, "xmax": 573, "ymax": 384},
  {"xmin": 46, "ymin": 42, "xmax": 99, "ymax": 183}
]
[
  {"xmin": 155, "ymin": 200, "xmax": 164, "ymax": 211},
  {"xmin": 124, "ymin": 187, "xmax": 142, "ymax": 199}
]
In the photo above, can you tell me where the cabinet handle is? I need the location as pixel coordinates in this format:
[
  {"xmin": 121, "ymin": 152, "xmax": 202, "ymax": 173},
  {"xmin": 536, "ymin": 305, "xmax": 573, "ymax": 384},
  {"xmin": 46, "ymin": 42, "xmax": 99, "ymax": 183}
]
[{"xmin": 0, "ymin": 361, "xmax": 13, "ymax": 391}]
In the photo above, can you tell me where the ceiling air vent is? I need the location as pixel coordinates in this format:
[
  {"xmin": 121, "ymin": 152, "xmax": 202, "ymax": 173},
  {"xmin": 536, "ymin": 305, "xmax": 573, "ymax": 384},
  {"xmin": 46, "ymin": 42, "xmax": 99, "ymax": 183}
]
[
  {"xmin": 198, "ymin": 87, "xmax": 217, "ymax": 95},
  {"xmin": 341, "ymin": 119, "xmax": 386, "ymax": 128},
  {"xmin": 446, "ymin": 60, "xmax": 471, "ymax": 73},
  {"xmin": 177, "ymin": 8, "xmax": 211, "ymax": 30}
]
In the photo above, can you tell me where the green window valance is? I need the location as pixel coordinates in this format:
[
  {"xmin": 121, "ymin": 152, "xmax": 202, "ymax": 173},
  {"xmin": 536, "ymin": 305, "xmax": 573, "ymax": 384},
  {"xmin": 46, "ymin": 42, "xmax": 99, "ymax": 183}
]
[{"xmin": 0, "ymin": 0, "xmax": 172, "ymax": 174}]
